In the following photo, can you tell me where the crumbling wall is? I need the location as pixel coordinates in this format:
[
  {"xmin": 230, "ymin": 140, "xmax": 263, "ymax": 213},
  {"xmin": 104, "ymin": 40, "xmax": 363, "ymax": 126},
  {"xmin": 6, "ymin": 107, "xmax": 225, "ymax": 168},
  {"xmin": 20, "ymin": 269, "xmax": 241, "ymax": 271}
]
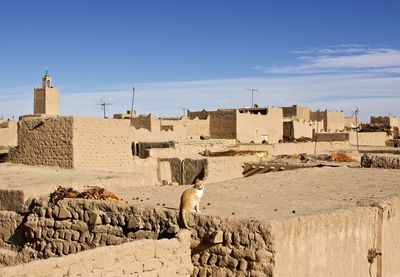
[
  {"xmin": 131, "ymin": 114, "xmax": 153, "ymax": 131},
  {"xmin": 183, "ymin": 159, "xmax": 207, "ymax": 185},
  {"xmin": 0, "ymin": 120, "xmax": 17, "ymax": 147},
  {"xmin": 0, "ymin": 231, "xmax": 192, "ymax": 277},
  {"xmin": 314, "ymin": 132, "xmax": 349, "ymax": 142},
  {"xmin": 190, "ymin": 110, "xmax": 238, "ymax": 139},
  {"xmin": 282, "ymin": 105, "xmax": 310, "ymax": 121},
  {"xmin": 22, "ymin": 198, "xmax": 274, "ymax": 277},
  {"xmin": 310, "ymin": 110, "xmax": 345, "ymax": 132},
  {"xmin": 9, "ymin": 116, "xmax": 74, "ymax": 168},
  {"xmin": 134, "ymin": 141, "xmax": 175, "ymax": 159},
  {"xmin": 361, "ymin": 154, "xmax": 400, "ymax": 169},
  {"xmin": 0, "ymin": 211, "xmax": 23, "ymax": 245},
  {"xmin": 73, "ymin": 117, "xmax": 136, "ymax": 172},
  {"xmin": 158, "ymin": 158, "xmax": 208, "ymax": 185}
]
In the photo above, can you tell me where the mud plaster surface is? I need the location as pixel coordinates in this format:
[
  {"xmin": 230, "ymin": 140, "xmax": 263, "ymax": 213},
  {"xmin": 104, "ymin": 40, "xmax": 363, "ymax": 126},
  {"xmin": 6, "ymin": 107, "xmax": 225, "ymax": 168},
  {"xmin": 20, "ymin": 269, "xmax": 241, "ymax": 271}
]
[
  {"xmin": 1, "ymin": 162, "xmax": 400, "ymax": 221},
  {"xmin": 120, "ymin": 167, "xmax": 400, "ymax": 220}
]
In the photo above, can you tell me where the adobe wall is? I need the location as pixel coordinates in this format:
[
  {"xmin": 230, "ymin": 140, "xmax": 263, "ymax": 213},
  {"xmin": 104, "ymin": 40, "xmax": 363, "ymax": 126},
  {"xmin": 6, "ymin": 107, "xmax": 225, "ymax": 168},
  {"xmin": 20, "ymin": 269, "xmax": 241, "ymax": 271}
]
[
  {"xmin": 73, "ymin": 117, "xmax": 136, "ymax": 172},
  {"xmin": 271, "ymin": 207, "xmax": 377, "ymax": 277},
  {"xmin": 21, "ymin": 198, "xmax": 274, "ymax": 277},
  {"xmin": 0, "ymin": 231, "xmax": 192, "ymax": 277},
  {"xmin": 349, "ymin": 131, "xmax": 389, "ymax": 146},
  {"xmin": 185, "ymin": 116, "xmax": 210, "ymax": 139},
  {"xmin": 282, "ymin": 105, "xmax": 310, "ymax": 121},
  {"xmin": 235, "ymin": 141, "xmax": 352, "ymax": 155},
  {"xmin": 236, "ymin": 108, "xmax": 283, "ymax": 144},
  {"xmin": 0, "ymin": 120, "xmax": 17, "ymax": 147},
  {"xmin": 189, "ymin": 110, "xmax": 237, "ymax": 139},
  {"xmin": 310, "ymin": 110, "xmax": 345, "ymax": 132},
  {"xmin": 314, "ymin": 132, "xmax": 349, "ymax": 142},
  {"xmin": 9, "ymin": 116, "xmax": 74, "ymax": 168},
  {"xmin": 206, "ymin": 156, "xmax": 258, "ymax": 183},
  {"xmin": 284, "ymin": 119, "xmax": 324, "ymax": 139},
  {"xmin": 344, "ymin": 116, "xmax": 362, "ymax": 128},
  {"xmin": 381, "ymin": 196, "xmax": 400, "ymax": 277}
]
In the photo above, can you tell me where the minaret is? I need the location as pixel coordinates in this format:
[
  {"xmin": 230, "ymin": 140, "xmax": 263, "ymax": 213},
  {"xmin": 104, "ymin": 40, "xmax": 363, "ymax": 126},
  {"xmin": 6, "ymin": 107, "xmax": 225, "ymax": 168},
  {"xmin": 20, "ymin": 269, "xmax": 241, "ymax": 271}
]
[{"xmin": 33, "ymin": 70, "xmax": 60, "ymax": 115}]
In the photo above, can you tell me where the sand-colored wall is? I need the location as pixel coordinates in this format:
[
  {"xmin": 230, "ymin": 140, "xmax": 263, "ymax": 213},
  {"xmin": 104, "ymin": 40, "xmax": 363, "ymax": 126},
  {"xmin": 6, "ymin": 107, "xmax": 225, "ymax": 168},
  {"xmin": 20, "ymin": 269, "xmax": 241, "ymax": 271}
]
[
  {"xmin": 9, "ymin": 116, "xmax": 74, "ymax": 168},
  {"xmin": 282, "ymin": 105, "xmax": 310, "ymax": 121},
  {"xmin": 0, "ymin": 233, "xmax": 192, "ymax": 277},
  {"xmin": 345, "ymin": 116, "xmax": 362, "ymax": 128},
  {"xmin": 206, "ymin": 156, "xmax": 258, "ymax": 183},
  {"xmin": 72, "ymin": 117, "xmax": 159, "ymax": 176},
  {"xmin": 381, "ymin": 197, "xmax": 400, "ymax": 277},
  {"xmin": 284, "ymin": 119, "xmax": 323, "ymax": 139},
  {"xmin": 236, "ymin": 108, "xmax": 283, "ymax": 144},
  {"xmin": 310, "ymin": 110, "xmax": 345, "ymax": 132},
  {"xmin": 0, "ymin": 120, "xmax": 17, "ymax": 147},
  {"xmin": 185, "ymin": 116, "xmax": 210, "ymax": 139},
  {"xmin": 271, "ymin": 208, "xmax": 377, "ymax": 277},
  {"xmin": 349, "ymin": 131, "xmax": 389, "ymax": 146},
  {"xmin": 235, "ymin": 141, "xmax": 352, "ymax": 155},
  {"xmin": 33, "ymin": 87, "xmax": 60, "ymax": 115},
  {"xmin": 188, "ymin": 110, "xmax": 236, "ymax": 139}
]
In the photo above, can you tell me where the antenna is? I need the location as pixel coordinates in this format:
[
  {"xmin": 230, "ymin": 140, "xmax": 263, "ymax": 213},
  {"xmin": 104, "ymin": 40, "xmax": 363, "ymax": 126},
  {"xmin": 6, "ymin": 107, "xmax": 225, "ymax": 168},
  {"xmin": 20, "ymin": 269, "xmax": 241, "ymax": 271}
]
[
  {"xmin": 98, "ymin": 98, "xmax": 112, "ymax": 119},
  {"xmin": 130, "ymin": 87, "xmax": 135, "ymax": 119},
  {"xmin": 245, "ymin": 89, "xmax": 258, "ymax": 108}
]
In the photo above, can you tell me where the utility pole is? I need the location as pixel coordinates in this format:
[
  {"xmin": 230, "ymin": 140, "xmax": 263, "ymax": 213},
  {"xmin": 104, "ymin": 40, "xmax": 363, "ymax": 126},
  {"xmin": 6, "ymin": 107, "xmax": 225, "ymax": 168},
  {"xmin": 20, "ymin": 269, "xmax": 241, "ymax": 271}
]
[
  {"xmin": 314, "ymin": 109, "xmax": 320, "ymax": 156},
  {"xmin": 355, "ymin": 107, "xmax": 359, "ymax": 152},
  {"xmin": 245, "ymin": 89, "xmax": 258, "ymax": 108},
  {"xmin": 98, "ymin": 98, "xmax": 112, "ymax": 119},
  {"xmin": 130, "ymin": 87, "xmax": 135, "ymax": 119}
]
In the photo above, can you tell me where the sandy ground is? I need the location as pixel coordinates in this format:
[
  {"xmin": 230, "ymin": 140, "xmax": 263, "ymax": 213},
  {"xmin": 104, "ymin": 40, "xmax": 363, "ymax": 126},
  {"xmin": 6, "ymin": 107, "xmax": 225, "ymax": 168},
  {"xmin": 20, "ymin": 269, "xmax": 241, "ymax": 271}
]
[{"xmin": 1, "ymin": 162, "xmax": 400, "ymax": 221}]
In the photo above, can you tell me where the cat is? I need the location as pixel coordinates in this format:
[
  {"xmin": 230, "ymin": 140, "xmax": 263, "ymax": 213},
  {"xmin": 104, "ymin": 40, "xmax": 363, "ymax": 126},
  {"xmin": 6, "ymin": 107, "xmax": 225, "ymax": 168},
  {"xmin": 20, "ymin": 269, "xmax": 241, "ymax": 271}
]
[{"xmin": 179, "ymin": 179, "xmax": 205, "ymax": 229}]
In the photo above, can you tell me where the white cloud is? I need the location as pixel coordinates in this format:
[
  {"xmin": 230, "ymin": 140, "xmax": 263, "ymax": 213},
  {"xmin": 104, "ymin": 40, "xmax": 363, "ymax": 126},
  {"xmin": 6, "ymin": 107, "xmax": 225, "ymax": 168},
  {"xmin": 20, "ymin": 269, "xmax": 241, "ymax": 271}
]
[
  {"xmin": 260, "ymin": 45, "xmax": 400, "ymax": 74},
  {"xmin": 1, "ymin": 45, "xmax": 399, "ymax": 121}
]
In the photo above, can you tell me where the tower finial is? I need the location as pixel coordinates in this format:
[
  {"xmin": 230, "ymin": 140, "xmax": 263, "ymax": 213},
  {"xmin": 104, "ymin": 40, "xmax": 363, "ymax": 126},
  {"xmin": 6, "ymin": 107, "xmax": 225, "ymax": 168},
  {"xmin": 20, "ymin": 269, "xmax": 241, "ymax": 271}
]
[{"xmin": 45, "ymin": 66, "xmax": 48, "ymax": 75}]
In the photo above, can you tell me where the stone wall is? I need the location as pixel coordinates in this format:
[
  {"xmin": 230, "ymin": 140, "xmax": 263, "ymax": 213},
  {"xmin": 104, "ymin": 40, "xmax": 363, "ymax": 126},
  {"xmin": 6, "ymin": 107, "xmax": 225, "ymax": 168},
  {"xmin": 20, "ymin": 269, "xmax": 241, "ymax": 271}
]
[
  {"xmin": 0, "ymin": 231, "xmax": 192, "ymax": 277},
  {"xmin": 9, "ymin": 116, "xmax": 74, "ymax": 168},
  {"xmin": 0, "ymin": 120, "xmax": 17, "ymax": 147},
  {"xmin": 22, "ymin": 198, "xmax": 274, "ymax": 277},
  {"xmin": 361, "ymin": 154, "xmax": 400, "ymax": 169}
]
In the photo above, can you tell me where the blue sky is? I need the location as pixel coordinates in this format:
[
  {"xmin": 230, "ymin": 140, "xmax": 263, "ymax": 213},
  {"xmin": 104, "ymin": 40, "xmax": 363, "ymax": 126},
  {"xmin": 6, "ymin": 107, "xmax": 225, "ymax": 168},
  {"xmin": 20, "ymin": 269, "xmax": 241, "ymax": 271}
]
[{"xmin": 0, "ymin": 0, "xmax": 399, "ymax": 120}]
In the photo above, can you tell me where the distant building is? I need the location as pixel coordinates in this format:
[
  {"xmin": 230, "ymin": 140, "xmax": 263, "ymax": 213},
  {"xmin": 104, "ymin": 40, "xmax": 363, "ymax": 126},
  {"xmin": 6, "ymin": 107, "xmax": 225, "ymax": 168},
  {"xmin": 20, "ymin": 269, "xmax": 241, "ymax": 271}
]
[{"xmin": 34, "ymin": 70, "xmax": 60, "ymax": 115}]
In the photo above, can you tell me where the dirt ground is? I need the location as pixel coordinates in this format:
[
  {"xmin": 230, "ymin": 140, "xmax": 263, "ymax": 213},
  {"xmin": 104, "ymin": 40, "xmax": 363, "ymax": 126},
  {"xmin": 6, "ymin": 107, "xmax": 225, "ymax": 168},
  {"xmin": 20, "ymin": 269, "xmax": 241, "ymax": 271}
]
[{"xmin": 2, "ymin": 162, "xmax": 399, "ymax": 221}]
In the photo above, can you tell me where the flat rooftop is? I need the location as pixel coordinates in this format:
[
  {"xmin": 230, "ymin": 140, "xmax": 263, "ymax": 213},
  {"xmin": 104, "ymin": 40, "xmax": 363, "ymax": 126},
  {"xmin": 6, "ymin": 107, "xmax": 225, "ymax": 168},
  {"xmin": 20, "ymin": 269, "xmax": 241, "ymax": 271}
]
[
  {"xmin": 123, "ymin": 167, "xmax": 400, "ymax": 220},
  {"xmin": 1, "ymin": 162, "xmax": 400, "ymax": 221}
]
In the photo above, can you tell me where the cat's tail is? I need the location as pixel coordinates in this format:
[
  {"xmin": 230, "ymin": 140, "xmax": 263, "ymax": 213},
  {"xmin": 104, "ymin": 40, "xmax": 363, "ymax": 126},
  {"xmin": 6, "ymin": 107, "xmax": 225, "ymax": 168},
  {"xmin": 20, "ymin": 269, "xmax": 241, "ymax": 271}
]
[{"xmin": 179, "ymin": 208, "xmax": 190, "ymax": 229}]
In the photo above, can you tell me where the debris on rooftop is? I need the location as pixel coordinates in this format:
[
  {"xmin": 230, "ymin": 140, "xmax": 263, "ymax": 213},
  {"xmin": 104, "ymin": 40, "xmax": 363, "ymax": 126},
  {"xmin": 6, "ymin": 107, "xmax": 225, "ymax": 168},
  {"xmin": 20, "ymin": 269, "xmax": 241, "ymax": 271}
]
[{"xmin": 49, "ymin": 186, "xmax": 119, "ymax": 204}]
